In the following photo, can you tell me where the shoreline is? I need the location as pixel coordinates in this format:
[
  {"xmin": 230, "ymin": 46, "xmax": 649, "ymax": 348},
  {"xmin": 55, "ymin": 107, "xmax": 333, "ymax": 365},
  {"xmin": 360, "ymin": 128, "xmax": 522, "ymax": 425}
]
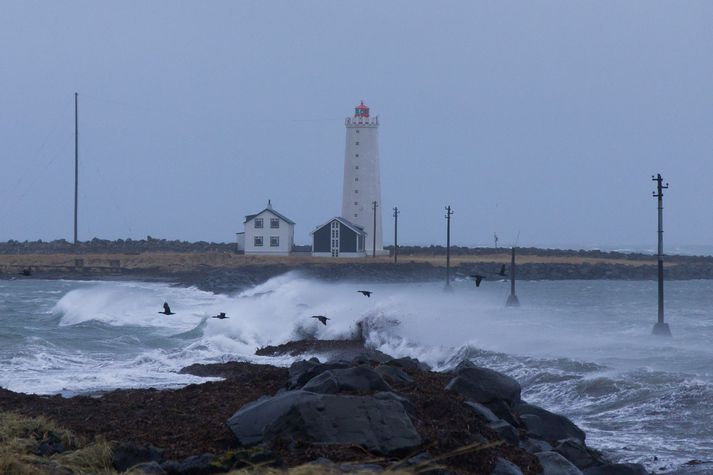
[{"xmin": 0, "ymin": 340, "xmax": 658, "ymax": 475}]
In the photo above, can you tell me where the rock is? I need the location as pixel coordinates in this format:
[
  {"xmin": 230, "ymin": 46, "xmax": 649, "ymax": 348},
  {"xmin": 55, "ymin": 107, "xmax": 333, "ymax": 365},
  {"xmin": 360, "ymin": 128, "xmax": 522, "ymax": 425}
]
[
  {"xmin": 374, "ymin": 391, "xmax": 417, "ymax": 416},
  {"xmin": 490, "ymin": 457, "xmax": 524, "ymax": 475},
  {"xmin": 288, "ymin": 359, "xmax": 349, "ymax": 389},
  {"xmin": 210, "ymin": 448, "xmax": 278, "ymax": 471},
  {"xmin": 519, "ymin": 438, "xmax": 552, "ymax": 454},
  {"xmin": 488, "ymin": 420, "xmax": 520, "ymax": 445},
  {"xmin": 554, "ymin": 439, "xmax": 605, "ymax": 469},
  {"xmin": 160, "ymin": 453, "xmax": 215, "ymax": 475},
  {"xmin": 445, "ymin": 366, "xmax": 521, "ymax": 406},
  {"xmin": 465, "ymin": 401, "xmax": 500, "ymax": 423},
  {"xmin": 520, "ymin": 414, "xmax": 544, "ymax": 438},
  {"xmin": 535, "ymin": 451, "xmax": 584, "ymax": 475},
  {"xmin": 484, "ymin": 399, "xmax": 521, "ymax": 427},
  {"xmin": 301, "ymin": 366, "xmax": 393, "ymax": 394},
  {"xmin": 386, "ymin": 356, "xmax": 431, "ymax": 372},
  {"xmin": 348, "ymin": 349, "xmax": 392, "ymax": 366},
  {"xmin": 226, "ymin": 390, "xmax": 321, "ymax": 446},
  {"xmin": 516, "ymin": 404, "xmax": 586, "ymax": 443},
  {"xmin": 264, "ymin": 394, "xmax": 422, "ymax": 454},
  {"xmin": 375, "ymin": 364, "xmax": 415, "ymax": 386},
  {"xmin": 112, "ymin": 443, "xmax": 164, "ymax": 472},
  {"xmin": 583, "ymin": 463, "xmax": 649, "ymax": 475}
]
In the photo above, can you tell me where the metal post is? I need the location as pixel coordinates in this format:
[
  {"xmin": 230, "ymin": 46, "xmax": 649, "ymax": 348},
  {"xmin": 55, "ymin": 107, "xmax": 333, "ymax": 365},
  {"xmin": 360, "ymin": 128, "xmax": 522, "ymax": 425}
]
[
  {"xmin": 372, "ymin": 201, "xmax": 378, "ymax": 258},
  {"xmin": 445, "ymin": 205, "xmax": 453, "ymax": 289},
  {"xmin": 506, "ymin": 246, "xmax": 520, "ymax": 307},
  {"xmin": 74, "ymin": 92, "xmax": 79, "ymax": 246},
  {"xmin": 652, "ymin": 173, "xmax": 671, "ymax": 336},
  {"xmin": 393, "ymin": 206, "xmax": 399, "ymax": 264}
]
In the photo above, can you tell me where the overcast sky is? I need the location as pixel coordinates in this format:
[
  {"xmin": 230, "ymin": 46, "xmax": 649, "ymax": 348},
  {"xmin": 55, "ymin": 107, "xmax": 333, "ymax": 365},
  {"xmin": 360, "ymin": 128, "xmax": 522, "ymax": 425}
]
[{"xmin": 1, "ymin": 1, "xmax": 711, "ymax": 249}]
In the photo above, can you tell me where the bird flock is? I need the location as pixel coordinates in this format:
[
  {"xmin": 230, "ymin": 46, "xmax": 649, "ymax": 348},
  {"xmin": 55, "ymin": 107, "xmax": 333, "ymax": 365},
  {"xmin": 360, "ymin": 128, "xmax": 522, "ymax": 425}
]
[{"xmin": 157, "ymin": 289, "xmax": 375, "ymax": 326}]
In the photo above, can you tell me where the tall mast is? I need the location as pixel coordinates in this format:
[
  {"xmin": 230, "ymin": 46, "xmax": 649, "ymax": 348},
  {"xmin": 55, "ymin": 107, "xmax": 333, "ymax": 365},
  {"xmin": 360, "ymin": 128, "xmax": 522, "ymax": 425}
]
[
  {"xmin": 652, "ymin": 173, "xmax": 671, "ymax": 336},
  {"xmin": 74, "ymin": 92, "xmax": 79, "ymax": 246},
  {"xmin": 506, "ymin": 246, "xmax": 520, "ymax": 307}
]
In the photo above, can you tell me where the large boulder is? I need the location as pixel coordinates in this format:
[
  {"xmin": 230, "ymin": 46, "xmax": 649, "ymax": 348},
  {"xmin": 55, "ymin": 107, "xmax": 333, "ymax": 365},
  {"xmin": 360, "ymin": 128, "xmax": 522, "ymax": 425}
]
[
  {"xmin": 515, "ymin": 404, "xmax": 586, "ymax": 443},
  {"xmin": 264, "ymin": 394, "xmax": 422, "ymax": 454},
  {"xmin": 375, "ymin": 364, "xmax": 415, "ymax": 386},
  {"xmin": 535, "ymin": 451, "xmax": 584, "ymax": 475},
  {"xmin": 112, "ymin": 443, "xmax": 164, "ymax": 472},
  {"xmin": 554, "ymin": 439, "xmax": 605, "ymax": 470},
  {"xmin": 226, "ymin": 390, "xmax": 320, "ymax": 445},
  {"xmin": 490, "ymin": 457, "xmax": 524, "ymax": 475},
  {"xmin": 445, "ymin": 366, "xmax": 521, "ymax": 406},
  {"xmin": 301, "ymin": 366, "xmax": 392, "ymax": 394},
  {"xmin": 288, "ymin": 359, "xmax": 349, "ymax": 389}
]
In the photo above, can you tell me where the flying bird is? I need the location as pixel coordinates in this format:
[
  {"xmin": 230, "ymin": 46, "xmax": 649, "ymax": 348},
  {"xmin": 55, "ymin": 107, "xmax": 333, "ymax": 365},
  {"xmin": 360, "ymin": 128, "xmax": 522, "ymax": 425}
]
[
  {"xmin": 357, "ymin": 290, "xmax": 372, "ymax": 298},
  {"xmin": 469, "ymin": 274, "xmax": 485, "ymax": 287},
  {"xmin": 312, "ymin": 315, "xmax": 330, "ymax": 326},
  {"xmin": 496, "ymin": 264, "xmax": 507, "ymax": 277},
  {"xmin": 212, "ymin": 312, "xmax": 228, "ymax": 319},
  {"xmin": 158, "ymin": 302, "xmax": 175, "ymax": 315}
]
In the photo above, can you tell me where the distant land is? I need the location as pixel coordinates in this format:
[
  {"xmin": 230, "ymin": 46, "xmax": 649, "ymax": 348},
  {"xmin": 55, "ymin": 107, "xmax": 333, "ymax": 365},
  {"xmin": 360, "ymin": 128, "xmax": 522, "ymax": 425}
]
[{"xmin": 1, "ymin": 238, "xmax": 713, "ymax": 293}]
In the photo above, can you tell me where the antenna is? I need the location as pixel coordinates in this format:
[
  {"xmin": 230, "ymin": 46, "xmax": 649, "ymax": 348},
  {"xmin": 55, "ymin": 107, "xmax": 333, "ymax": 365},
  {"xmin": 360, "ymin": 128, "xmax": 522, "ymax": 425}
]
[{"xmin": 505, "ymin": 246, "xmax": 520, "ymax": 307}]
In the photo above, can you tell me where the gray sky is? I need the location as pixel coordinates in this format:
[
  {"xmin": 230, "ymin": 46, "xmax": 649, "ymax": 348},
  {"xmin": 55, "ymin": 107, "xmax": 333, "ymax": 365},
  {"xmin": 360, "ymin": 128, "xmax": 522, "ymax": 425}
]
[{"xmin": 1, "ymin": 1, "xmax": 712, "ymax": 249}]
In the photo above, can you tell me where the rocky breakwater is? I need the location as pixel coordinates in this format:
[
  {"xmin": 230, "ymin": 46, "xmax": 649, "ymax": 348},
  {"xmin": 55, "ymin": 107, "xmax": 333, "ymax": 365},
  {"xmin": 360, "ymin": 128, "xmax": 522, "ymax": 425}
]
[{"xmin": 218, "ymin": 353, "xmax": 649, "ymax": 475}]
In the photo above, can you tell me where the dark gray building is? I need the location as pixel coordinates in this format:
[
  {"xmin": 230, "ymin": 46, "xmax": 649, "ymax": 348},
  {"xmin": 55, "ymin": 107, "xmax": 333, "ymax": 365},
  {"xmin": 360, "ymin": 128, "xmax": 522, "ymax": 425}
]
[{"xmin": 311, "ymin": 217, "xmax": 366, "ymax": 257}]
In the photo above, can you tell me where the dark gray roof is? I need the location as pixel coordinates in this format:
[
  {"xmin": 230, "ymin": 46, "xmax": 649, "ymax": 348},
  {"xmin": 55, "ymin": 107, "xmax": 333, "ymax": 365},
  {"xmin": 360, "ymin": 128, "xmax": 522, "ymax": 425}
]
[
  {"xmin": 310, "ymin": 216, "xmax": 365, "ymax": 235},
  {"xmin": 244, "ymin": 208, "xmax": 295, "ymax": 225}
]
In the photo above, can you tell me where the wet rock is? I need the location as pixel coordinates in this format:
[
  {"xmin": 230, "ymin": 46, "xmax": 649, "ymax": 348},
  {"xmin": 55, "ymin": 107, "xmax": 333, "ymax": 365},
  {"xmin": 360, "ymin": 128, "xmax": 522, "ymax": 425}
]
[
  {"xmin": 445, "ymin": 366, "xmax": 521, "ymax": 406},
  {"xmin": 464, "ymin": 401, "xmax": 499, "ymax": 423},
  {"xmin": 348, "ymin": 349, "xmax": 392, "ymax": 366},
  {"xmin": 520, "ymin": 414, "xmax": 544, "ymax": 438},
  {"xmin": 516, "ymin": 404, "xmax": 586, "ymax": 443},
  {"xmin": 519, "ymin": 438, "xmax": 552, "ymax": 454},
  {"xmin": 374, "ymin": 391, "xmax": 417, "ymax": 416},
  {"xmin": 301, "ymin": 366, "xmax": 392, "ymax": 394},
  {"xmin": 536, "ymin": 451, "xmax": 583, "ymax": 475},
  {"xmin": 264, "ymin": 394, "xmax": 422, "ymax": 454},
  {"xmin": 484, "ymin": 399, "xmax": 521, "ymax": 427},
  {"xmin": 554, "ymin": 439, "xmax": 605, "ymax": 469},
  {"xmin": 210, "ymin": 448, "xmax": 279, "ymax": 471},
  {"xmin": 226, "ymin": 390, "xmax": 320, "ymax": 446},
  {"xmin": 583, "ymin": 463, "xmax": 649, "ymax": 475},
  {"xmin": 375, "ymin": 364, "xmax": 415, "ymax": 386},
  {"xmin": 490, "ymin": 457, "xmax": 524, "ymax": 475},
  {"xmin": 287, "ymin": 359, "xmax": 349, "ymax": 389},
  {"xmin": 488, "ymin": 420, "xmax": 520, "ymax": 445},
  {"xmin": 386, "ymin": 356, "xmax": 431, "ymax": 372},
  {"xmin": 112, "ymin": 442, "xmax": 164, "ymax": 472},
  {"xmin": 161, "ymin": 453, "xmax": 216, "ymax": 475}
]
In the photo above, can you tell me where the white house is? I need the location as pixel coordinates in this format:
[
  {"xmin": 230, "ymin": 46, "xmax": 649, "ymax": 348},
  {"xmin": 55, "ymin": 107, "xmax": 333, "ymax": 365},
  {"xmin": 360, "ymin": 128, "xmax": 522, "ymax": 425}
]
[
  {"xmin": 311, "ymin": 217, "xmax": 366, "ymax": 258},
  {"xmin": 237, "ymin": 201, "xmax": 295, "ymax": 255}
]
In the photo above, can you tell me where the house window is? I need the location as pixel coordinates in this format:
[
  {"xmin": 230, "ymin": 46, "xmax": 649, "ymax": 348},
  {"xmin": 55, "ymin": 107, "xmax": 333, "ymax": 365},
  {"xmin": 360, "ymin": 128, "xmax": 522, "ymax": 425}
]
[
  {"xmin": 270, "ymin": 218, "xmax": 280, "ymax": 229},
  {"xmin": 355, "ymin": 141, "xmax": 359, "ymax": 145},
  {"xmin": 355, "ymin": 177, "xmax": 358, "ymax": 182},
  {"xmin": 254, "ymin": 236, "xmax": 263, "ymax": 247},
  {"xmin": 254, "ymin": 218, "xmax": 263, "ymax": 229},
  {"xmin": 270, "ymin": 236, "xmax": 280, "ymax": 247},
  {"xmin": 354, "ymin": 201, "xmax": 358, "ymax": 205},
  {"xmin": 355, "ymin": 154, "xmax": 359, "ymax": 157},
  {"xmin": 354, "ymin": 189, "xmax": 358, "ymax": 193},
  {"xmin": 356, "ymin": 130, "xmax": 360, "ymax": 133},
  {"xmin": 354, "ymin": 214, "xmax": 358, "ymax": 218}
]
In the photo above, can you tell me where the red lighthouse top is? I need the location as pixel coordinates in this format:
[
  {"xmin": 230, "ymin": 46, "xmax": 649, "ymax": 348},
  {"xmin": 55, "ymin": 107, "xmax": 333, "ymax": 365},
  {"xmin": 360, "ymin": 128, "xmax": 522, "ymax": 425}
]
[{"xmin": 354, "ymin": 101, "xmax": 369, "ymax": 118}]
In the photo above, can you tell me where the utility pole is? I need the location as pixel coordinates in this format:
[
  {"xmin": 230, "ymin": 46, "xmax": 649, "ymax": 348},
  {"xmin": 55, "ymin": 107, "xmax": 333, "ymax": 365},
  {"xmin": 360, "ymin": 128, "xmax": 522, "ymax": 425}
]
[
  {"xmin": 74, "ymin": 92, "xmax": 79, "ymax": 246},
  {"xmin": 494, "ymin": 233, "xmax": 499, "ymax": 249},
  {"xmin": 652, "ymin": 174, "xmax": 671, "ymax": 336},
  {"xmin": 506, "ymin": 246, "xmax": 520, "ymax": 307},
  {"xmin": 393, "ymin": 206, "xmax": 399, "ymax": 264},
  {"xmin": 372, "ymin": 201, "xmax": 378, "ymax": 258},
  {"xmin": 445, "ymin": 205, "xmax": 453, "ymax": 289}
]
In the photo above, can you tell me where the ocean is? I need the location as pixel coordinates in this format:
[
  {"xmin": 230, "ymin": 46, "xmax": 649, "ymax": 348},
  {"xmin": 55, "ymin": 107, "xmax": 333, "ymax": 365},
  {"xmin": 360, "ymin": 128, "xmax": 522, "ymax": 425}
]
[{"xmin": 1, "ymin": 273, "xmax": 712, "ymax": 473}]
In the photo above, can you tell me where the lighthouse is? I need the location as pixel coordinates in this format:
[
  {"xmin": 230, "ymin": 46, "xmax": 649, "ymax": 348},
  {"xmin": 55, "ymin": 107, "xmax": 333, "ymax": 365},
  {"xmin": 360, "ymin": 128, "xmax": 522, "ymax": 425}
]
[{"xmin": 341, "ymin": 101, "xmax": 384, "ymax": 255}]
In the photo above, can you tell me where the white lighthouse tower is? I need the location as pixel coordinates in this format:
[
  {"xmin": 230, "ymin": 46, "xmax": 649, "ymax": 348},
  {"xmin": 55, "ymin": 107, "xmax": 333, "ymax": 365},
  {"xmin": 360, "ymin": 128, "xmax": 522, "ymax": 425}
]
[{"xmin": 341, "ymin": 101, "xmax": 384, "ymax": 255}]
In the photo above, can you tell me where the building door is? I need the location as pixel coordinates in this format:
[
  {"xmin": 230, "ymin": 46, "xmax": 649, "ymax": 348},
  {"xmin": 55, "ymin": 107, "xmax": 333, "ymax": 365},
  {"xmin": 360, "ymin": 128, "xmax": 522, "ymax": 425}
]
[{"xmin": 330, "ymin": 221, "xmax": 340, "ymax": 257}]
